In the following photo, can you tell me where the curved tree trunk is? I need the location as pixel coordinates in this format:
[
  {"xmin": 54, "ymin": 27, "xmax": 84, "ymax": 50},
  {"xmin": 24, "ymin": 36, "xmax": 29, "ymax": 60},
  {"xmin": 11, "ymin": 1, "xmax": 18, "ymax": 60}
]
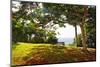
[{"xmin": 80, "ymin": 23, "xmax": 87, "ymax": 50}]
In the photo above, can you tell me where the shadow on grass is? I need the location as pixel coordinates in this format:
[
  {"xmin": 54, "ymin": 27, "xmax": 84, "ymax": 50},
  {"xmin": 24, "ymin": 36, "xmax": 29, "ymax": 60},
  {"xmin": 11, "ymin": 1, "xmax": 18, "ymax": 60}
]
[{"xmin": 12, "ymin": 43, "xmax": 96, "ymax": 66}]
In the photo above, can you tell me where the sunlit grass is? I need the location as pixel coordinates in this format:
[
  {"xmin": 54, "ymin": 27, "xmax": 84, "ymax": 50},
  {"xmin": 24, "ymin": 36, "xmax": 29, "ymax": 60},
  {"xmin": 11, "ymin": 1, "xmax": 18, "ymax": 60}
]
[
  {"xmin": 12, "ymin": 42, "xmax": 96, "ymax": 65},
  {"xmin": 12, "ymin": 42, "xmax": 54, "ymax": 65}
]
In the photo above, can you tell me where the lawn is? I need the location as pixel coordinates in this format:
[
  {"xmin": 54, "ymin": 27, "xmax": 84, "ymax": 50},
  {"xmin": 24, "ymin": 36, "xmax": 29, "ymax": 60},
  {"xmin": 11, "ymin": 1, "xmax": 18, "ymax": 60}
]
[{"xmin": 12, "ymin": 42, "xmax": 96, "ymax": 66}]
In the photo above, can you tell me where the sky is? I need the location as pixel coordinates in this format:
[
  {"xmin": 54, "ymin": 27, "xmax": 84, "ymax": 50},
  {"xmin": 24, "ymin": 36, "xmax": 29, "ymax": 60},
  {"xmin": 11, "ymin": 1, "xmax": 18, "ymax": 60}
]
[{"xmin": 56, "ymin": 23, "xmax": 81, "ymax": 39}]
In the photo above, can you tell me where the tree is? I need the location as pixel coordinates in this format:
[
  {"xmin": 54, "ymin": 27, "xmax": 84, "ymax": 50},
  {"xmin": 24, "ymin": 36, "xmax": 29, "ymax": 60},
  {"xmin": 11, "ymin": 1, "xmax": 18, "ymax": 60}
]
[
  {"xmin": 12, "ymin": 1, "xmax": 96, "ymax": 49},
  {"xmin": 12, "ymin": 1, "xmax": 36, "ymax": 42},
  {"xmin": 85, "ymin": 6, "xmax": 96, "ymax": 48},
  {"xmin": 43, "ymin": 4, "xmax": 90, "ymax": 50},
  {"xmin": 46, "ymin": 31, "xmax": 58, "ymax": 44},
  {"xmin": 74, "ymin": 34, "xmax": 82, "ymax": 47},
  {"xmin": 12, "ymin": 1, "xmax": 58, "ymax": 43},
  {"xmin": 73, "ymin": 6, "xmax": 96, "ymax": 48}
]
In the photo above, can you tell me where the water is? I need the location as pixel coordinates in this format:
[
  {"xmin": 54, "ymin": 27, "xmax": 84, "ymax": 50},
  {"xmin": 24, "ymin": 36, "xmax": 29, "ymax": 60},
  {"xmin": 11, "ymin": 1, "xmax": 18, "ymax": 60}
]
[{"xmin": 58, "ymin": 38, "xmax": 74, "ymax": 44}]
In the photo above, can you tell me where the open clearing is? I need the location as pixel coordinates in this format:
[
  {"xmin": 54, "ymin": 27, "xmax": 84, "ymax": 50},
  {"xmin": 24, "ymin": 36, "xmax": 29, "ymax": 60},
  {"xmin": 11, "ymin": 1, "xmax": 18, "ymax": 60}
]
[{"xmin": 12, "ymin": 42, "xmax": 96, "ymax": 66}]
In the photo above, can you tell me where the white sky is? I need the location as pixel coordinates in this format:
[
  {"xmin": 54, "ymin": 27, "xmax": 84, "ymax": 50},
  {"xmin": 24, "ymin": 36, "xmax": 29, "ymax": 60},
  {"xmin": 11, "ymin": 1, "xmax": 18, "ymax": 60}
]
[{"xmin": 56, "ymin": 23, "xmax": 81, "ymax": 38}]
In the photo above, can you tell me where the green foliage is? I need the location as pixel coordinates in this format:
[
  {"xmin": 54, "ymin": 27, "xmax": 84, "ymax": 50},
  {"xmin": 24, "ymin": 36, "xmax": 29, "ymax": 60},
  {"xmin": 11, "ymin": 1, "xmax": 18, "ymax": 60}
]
[
  {"xmin": 12, "ymin": 2, "xmax": 58, "ymax": 43},
  {"xmin": 12, "ymin": 1, "xmax": 96, "ymax": 49},
  {"xmin": 68, "ymin": 44, "xmax": 76, "ymax": 47},
  {"xmin": 47, "ymin": 36, "xmax": 58, "ymax": 44},
  {"xmin": 74, "ymin": 34, "xmax": 82, "ymax": 47},
  {"xmin": 85, "ymin": 6, "xmax": 96, "ymax": 48}
]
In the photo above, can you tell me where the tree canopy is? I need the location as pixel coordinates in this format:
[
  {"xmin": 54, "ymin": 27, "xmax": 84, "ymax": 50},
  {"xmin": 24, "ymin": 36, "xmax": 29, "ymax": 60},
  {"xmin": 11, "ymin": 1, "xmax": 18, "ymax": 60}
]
[{"xmin": 12, "ymin": 1, "xmax": 96, "ymax": 50}]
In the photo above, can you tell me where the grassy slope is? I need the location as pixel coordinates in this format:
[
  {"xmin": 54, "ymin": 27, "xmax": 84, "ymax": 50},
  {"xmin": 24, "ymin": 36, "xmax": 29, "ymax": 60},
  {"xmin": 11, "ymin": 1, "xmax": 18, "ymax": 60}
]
[{"xmin": 12, "ymin": 42, "xmax": 96, "ymax": 65}]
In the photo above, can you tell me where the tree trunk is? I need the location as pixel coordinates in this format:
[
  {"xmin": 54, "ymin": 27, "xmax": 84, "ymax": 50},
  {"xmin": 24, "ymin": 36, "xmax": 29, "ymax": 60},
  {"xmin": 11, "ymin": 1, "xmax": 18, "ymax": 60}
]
[
  {"xmin": 74, "ymin": 24, "xmax": 78, "ymax": 46},
  {"xmin": 78, "ymin": 6, "xmax": 88, "ymax": 50},
  {"xmin": 80, "ymin": 23, "xmax": 87, "ymax": 50}
]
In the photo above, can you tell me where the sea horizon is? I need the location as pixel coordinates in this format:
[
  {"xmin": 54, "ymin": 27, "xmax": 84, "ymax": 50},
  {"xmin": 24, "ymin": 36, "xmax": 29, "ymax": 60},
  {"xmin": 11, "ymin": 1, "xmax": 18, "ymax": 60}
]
[{"xmin": 57, "ymin": 37, "xmax": 74, "ymax": 44}]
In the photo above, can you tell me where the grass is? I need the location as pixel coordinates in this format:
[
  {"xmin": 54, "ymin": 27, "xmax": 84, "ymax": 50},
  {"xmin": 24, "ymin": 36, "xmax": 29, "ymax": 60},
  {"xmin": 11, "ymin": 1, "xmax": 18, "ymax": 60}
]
[{"xmin": 12, "ymin": 42, "xmax": 96, "ymax": 66}]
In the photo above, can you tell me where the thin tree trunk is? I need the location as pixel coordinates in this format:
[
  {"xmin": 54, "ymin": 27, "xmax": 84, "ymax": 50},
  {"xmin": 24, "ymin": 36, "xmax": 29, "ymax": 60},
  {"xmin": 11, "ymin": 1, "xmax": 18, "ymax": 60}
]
[
  {"xmin": 74, "ymin": 24, "xmax": 78, "ymax": 46},
  {"xmin": 80, "ymin": 23, "xmax": 87, "ymax": 50}
]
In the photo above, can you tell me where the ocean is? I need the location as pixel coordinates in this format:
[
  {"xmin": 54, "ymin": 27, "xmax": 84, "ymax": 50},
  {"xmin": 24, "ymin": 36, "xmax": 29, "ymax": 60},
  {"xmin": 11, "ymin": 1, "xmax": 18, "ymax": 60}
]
[{"xmin": 58, "ymin": 38, "xmax": 74, "ymax": 44}]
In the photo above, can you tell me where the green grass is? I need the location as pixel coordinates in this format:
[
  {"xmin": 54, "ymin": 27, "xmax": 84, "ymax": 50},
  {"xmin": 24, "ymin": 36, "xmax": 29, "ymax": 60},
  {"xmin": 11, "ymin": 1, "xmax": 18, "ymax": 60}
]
[{"xmin": 12, "ymin": 42, "xmax": 96, "ymax": 65}]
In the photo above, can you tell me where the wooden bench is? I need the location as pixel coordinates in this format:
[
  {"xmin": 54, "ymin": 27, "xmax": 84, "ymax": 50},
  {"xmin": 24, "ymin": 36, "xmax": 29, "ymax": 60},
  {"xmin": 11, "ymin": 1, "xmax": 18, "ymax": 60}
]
[{"xmin": 57, "ymin": 42, "xmax": 65, "ymax": 46}]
